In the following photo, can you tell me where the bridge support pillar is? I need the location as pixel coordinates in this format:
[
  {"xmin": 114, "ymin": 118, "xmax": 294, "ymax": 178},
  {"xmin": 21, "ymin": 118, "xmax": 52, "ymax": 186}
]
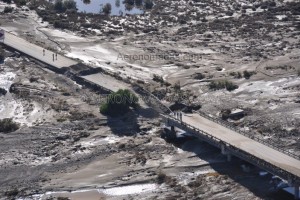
[
  {"xmin": 171, "ymin": 126, "xmax": 175, "ymax": 133},
  {"xmin": 221, "ymin": 144, "xmax": 232, "ymax": 162},
  {"xmin": 294, "ymin": 184, "xmax": 299, "ymax": 200},
  {"xmin": 227, "ymin": 154, "xmax": 232, "ymax": 162}
]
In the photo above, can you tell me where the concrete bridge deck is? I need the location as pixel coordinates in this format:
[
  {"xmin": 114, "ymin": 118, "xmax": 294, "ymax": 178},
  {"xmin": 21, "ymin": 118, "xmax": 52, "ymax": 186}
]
[
  {"xmin": 180, "ymin": 113, "xmax": 300, "ymax": 178},
  {"xmin": 3, "ymin": 32, "xmax": 78, "ymax": 69}
]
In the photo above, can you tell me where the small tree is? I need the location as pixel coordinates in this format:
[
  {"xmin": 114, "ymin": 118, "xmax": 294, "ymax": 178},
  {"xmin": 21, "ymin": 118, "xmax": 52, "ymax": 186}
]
[
  {"xmin": 2, "ymin": 0, "xmax": 12, "ymax": 4},
  {"xmin": 4, "ymin": 6, "xmax": 13, "ymax": 13},
  {"xmin": 0, "ymin": 48, "xmax": 5, "ymax": 62},
  {"xmin": 209, "ymin": 80, "xmax": 238, "ymax": 91},
  {"xmin": 83, "ymin": 0, "xmax": 90, "ymax": 5},
  {"xmin": 100, "ymin": 89, "xmax": 139, "ymax": 116},
  {"xmin": 0, "ymin": 118, "xmax": 19, "ymax": 133},
  {"xmin": 123, "ymin": 0, "xmax": 134, "ymax": 6},
  {"xmin": 102, "ymin": 3, "xmax": 112, "ymax": 15},
  {"xmin": 135, "ymin": 0, "xmax": 143, "ymax": 6},
  {"xmin": 243, "ymin": 70, "xmax": 255, "ymax": 79},
  {"xmin": 64, "ymin": 0, "xmax": 76, "ymax": 10},
  {"xmin": 144, "ymin": 0, "xmax": 153, "ymax": 9},
  {"xmin": 54, "ymin": 0, "xmax": 64, "ymax": 12},
  {"xmin": 115, "ymin": 0, "xmax": 120, "ymax": 7}
]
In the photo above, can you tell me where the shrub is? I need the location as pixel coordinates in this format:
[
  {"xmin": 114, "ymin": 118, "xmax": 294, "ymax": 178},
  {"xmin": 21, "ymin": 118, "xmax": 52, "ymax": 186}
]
[
  {"xmin": 216, "ymin": 66, "xmax": 223, "ymax": 71},
  {"xmin": 4, "ymin": 6, "xmax": 13, "ymax": 13},
  {"xmin": 54, "ymin": 0, "xmax": 76, "ymax": 12},
  {"xmin": 0, "ymin": 87, "xmax": 7, "ymax": 95},
  {"xmin": 54, "ymin": 0, "xmax": 64, "ymax": 12},
  {"xmin": 144, "ymin": 0, "xmax": 153, "ymax": 9},
  {"xmin": 193, "ymin": 72, "xmax": 205, "ymax": 80},
  {"xmin": 135, "ymin": 0, "xmax": 142, "ymax": 6},
  {"xmin": 5, "ymin": 188, "xmax": 18, "ymax": 197},
  {"xmin": 243, "ymin": 70, "xmax": 256, "ymax": 79},
  {"xmin": 221, "ymin": 109, "xmax": 231, "ymax": 120},
  {"xmin": 54, "ymin": 21, "xmax": 70, "ymax": 29},
  {"xmin": 123, "ymin": 0, "xmax": 134, "ymax": 6},
  {"xmin": 64, "ymin": 0, "xmax": 76, "ymax": 10},
  {"xmin": 102, "ymin": 3, "xmax": 112, "ymax": 15},
  {"xmin": 29, "ymin": 76, "xmax": 39, "ymax": 83},
  {"xmin": 0, "ymin": 118, "xmax": 19, "ymax": 133},
  {"xmin": 153, "ymin": 74, "xmax": 164, "ymax": 83},
  {"xmin": 209, "ymin": 80, "xmax": 238, "ymax": 91},
  {"xmin": 0, "ymin": 49, "xmax": 4, "ymax": 62},
  {"xmin": 100, "ymin": 89, "xmax": 139, "ymax": 117},
  {"xmin": 115, "ymin": 0, "xmax": 120, "ymax": 7},
  {"xmin": 14, "ymin": 0, "xmax": 26, "ymax": 6},
  {"xmin": 157, "ymin": 171, "xmax": 167, "ymax": 184},
  {"xmin": 1, "ymin": 0, "xmax": 12, "ymax": 4}
]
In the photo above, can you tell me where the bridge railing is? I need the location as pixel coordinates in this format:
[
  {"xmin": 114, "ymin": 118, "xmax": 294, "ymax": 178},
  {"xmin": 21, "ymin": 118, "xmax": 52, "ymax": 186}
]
[
  {"xmin": 196, "ymin": 111, "xmax": 300, "ymax": 160},
  {"xmin": 163, "ymin": 114, "xmax": 300, "ymax": 184}
]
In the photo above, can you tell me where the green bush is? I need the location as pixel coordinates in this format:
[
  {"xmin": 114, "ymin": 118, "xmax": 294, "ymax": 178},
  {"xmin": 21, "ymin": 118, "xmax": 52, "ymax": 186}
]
[
  {"xmin": 0, "ymin": 118, "xmax": 19, "ymax": 133},
  {"xmin": 153, "ymin": 74, "xmax": 164, "ymax": 83},
  {"xmin": 1, "ymin": 0, "xmax": 12, "ymax": 4},
  {"xmin": 193, "ymin": 73, "xmax": 205, "ymax": 80},
  {"xmin": 209, "ymin": 80, "xmax": 238, "ymax": 91},
  {"xmin": 216, "ymin": 66, "xmax": 223, "ymax": 71},
  {"xmin": 123, "ymin": 0, "xmax": 134, "ymax": 6},
  {"xmin": 0, "ymin": 48, "xmax": 4, "ymax": 62},
  {"xmin": 54, "ymin": 20, "xmax": 70, "ymax": 29},
  {"xmin": 64, "ymin": 0, "xmax": 76, "ymax": 10},
  {"xmin": 3, "ymin": 6, "xmax": 13, "ymax": 13},
  {"xmin": 102, "ymin": 3, "xmax": 112, "ymax": 15},
  {"xmin": 144, "ymin": 0, "xmax": 153, "ymax": 9},
  {"xmin": 54, "ymin": 0, "xmax": 76, "ymax": 12},
  {"xmin": 243, "ymin": 70, "xmax": 256, "ymax": 79},
  {"xmin": 14, "ymin": 0, "xmax": 26, "ymax": 6},
  {"xmin": 135, "ymin": 0, "xmax": 142, "ymax": 6},
  {"xmin": 100, "ymin": 89, "xmax": 139, "ymax": 117}
]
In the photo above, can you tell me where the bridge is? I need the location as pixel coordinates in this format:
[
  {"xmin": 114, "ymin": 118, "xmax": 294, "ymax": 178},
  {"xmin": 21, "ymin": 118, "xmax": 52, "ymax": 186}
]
[{"xmin": 161, "ymin": 112, "xmax": 300, "ymax": 199}]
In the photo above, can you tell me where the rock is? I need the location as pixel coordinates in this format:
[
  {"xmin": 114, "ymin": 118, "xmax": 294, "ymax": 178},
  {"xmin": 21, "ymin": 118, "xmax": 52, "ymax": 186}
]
[{"xmin": 55, "ymin": 134, "xmax": 70, "ymax": 141}]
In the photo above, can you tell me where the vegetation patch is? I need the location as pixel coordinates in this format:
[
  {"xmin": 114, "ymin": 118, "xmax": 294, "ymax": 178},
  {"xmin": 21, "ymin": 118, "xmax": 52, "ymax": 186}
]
[
  {"xmin": 209, "ymin": 80, "xmax": 238, "ymax": 91},
  {"xmin": 0, "ymin": 88, "xmax": 7, "ymax": 96},
  {"xmin": 243, "ymin": 70, "xmax": 256, "ymax": 79},
  {"xmin": 0, "ymin": 118, "xmax": 19, "ymax": 133},
  {"xmin": 0, "ymin": 47, "xmax": 4, "ymax": 62},
  {"xmin": 192, "ymin": 72, "xmax": 205, "ymax": 80},
  {"xmin": 100, "ymin": 89, "xmax": 139, "ymax": 117},
  {"xmin": 229, "ymin": 71, "xmax": 242, "ymax": 79},
  {"xmin": 3, "ymin": 6, "xmax": 13, "ymax": 13}
]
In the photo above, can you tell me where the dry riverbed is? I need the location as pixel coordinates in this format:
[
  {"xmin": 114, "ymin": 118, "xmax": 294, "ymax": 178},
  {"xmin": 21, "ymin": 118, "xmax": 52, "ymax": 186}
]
[{"xmin": 0, "ymin": 0, "xmax": 300, "ymax": 199}]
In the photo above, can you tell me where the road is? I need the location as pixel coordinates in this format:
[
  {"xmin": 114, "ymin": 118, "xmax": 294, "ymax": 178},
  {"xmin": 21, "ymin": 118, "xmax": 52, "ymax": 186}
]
[
  {"xmin": 3, "ymin": 32, "xmax": 78, "ymax": 69},
  {"xmin": 82, "ymin": 73, "xmax": 131, "ymax": 92},
  {"xmin": 182, "ymin": 113, "xmax": 300, "ymax": 178}
]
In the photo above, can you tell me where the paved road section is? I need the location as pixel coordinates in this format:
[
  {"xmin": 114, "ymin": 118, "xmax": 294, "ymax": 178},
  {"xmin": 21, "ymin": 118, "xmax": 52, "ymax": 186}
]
[
  {"xmin": 182, "ymin": 113, "xmax": 300, "ymax": 178},
  {"xmin": 3, "ymin": 32, "xmax": 78, "ymax": 68},
  {"xmin": 81, "ymin": 73, "xmax": 129, "ymax": 92}
]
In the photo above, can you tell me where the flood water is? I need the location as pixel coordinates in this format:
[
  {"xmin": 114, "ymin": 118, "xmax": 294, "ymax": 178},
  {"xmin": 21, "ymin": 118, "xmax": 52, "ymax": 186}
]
[{"xmin": 75, "ymin": 0, "xmax": 144, "ymax": 16}]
